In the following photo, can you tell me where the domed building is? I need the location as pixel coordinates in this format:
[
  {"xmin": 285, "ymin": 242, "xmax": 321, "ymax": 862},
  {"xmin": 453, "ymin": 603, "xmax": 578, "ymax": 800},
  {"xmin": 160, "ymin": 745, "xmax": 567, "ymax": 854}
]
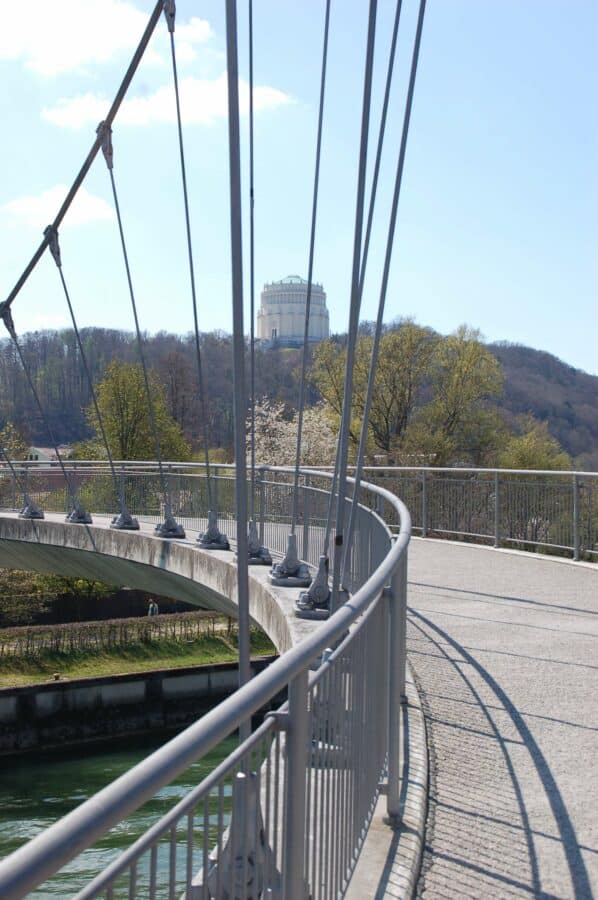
[{"xmin": 257, "ymin": 276, "xmax": 330, "ymax": 347}]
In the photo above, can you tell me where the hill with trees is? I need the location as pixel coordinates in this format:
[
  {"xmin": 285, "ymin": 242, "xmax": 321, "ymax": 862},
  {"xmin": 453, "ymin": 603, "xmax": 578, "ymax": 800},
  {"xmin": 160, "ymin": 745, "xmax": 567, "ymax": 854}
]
[
  {"xmin": 0, "ymin": 325, "xmax": 595, "ymax": 469},
  {"xmin": 488, "ymin": 342, "xmax": 598, "ymax": 470}
]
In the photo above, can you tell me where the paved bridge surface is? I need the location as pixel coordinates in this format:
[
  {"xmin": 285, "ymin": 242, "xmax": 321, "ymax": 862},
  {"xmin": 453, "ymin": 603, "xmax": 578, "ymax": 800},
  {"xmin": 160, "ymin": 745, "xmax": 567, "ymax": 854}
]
[{"xmin": 405, "ymin": 539, "xmax": 597, "ymax": 900}]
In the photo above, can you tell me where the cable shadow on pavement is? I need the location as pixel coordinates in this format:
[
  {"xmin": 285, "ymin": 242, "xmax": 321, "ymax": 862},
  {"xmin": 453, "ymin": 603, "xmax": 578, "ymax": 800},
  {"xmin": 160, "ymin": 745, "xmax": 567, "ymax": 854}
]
[
  {"xmin": 409, "ymin": 581, "xmax": 598, "ymax": 617},
  {"xmin": 410, "ymin": 610, "xmax": 593, "ymax": 900}
]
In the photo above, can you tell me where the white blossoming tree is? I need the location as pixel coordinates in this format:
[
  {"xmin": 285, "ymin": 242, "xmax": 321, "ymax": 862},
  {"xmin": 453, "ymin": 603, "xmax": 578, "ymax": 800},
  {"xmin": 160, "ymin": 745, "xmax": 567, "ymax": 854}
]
[{"xmin": 248, "ymin": 400, "xmax": 337, "ymax": 467}]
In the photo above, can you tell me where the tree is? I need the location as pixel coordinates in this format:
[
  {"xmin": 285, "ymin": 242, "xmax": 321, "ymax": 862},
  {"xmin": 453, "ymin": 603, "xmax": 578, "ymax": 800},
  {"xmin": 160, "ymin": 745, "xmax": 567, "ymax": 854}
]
[
  {"xmin": 0, "ymin": 421, "xmax": 28, "ymax": 459},
  {"xmin": 310, "ymin": 322, "xmax": 436, "ymax": 454},
  {"xmin": 82, "ymin": 361, "xmax": 191, "ymax": 461},
  {"xmin": 250, "ymin": 400, "xmax": 337, "ymax": 467},
  {"xmin": 403, "ymin": 326, "xmax": 504, "ymax": 465},
  {"xmin": 498, "ymin": 418, "xmax": 571, "ymax": 470}
]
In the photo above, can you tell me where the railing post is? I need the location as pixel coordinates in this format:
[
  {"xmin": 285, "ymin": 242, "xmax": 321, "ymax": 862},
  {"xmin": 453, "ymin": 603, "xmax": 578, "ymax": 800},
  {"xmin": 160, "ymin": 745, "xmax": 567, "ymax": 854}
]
[
  {"xmin": 213, "ymin": 464, "xmax": 219, "ymax": 514},
  {"xmin": 494, "ymin": 470, "xmax": 500, "ymax": 548},
  {"xmin": 421, "ymin": 469, "xmax": 428, "ymax": 537},
  {"xmin": 302, "ymin": 475, "xmax": 310, "ymax": 565},
  {"xmin": 119, "ymin": 463, "xmax": 126, "ymax": 512},
  {"xmin": 387, "ymin": 544, "xmax": 408, "ymax": 822},
  {"xmin": 283, "ymin": 669, "xmax": 309, "ymax": 900},
  {"xmin": 258, "ymin": 467, "xmax": 266, "ymax": 544},
  {"xmin": 573, "ymin": 474, "xmax": 580, "ymax": 561}
]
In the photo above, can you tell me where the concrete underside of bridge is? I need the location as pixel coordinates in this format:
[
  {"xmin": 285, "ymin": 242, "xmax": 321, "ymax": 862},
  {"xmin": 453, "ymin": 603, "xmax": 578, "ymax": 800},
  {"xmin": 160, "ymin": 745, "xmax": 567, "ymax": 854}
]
[{"xmin": 0, "ymin": 513, "xmax": 317, "ymax": 655}]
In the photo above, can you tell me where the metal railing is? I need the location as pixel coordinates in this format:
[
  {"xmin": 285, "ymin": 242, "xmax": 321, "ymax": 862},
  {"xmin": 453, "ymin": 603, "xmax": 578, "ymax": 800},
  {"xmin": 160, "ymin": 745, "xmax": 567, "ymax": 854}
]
[
  {"xmin": 0, "ymin": 467, "xmax": 411, "ymax": 899},
  {"xmin": 356, "ymin": 466, "xmax": 597, "ymax": 562},
  {"xmin": 2, "ymin": 461, "xmax": 595, "ymax": 562}
]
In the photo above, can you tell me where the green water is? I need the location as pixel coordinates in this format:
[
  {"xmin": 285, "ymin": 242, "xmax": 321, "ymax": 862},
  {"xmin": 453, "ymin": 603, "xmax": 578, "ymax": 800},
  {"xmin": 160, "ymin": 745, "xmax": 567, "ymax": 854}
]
[{"xmin": 0, "ymin": 731, "xmax": 237, "ymax": 898}]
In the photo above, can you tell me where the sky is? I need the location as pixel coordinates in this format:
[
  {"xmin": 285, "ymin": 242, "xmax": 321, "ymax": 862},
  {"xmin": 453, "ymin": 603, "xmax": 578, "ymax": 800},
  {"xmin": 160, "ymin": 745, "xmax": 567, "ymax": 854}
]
[{"xmin": 0, "ymin": 0, "xmax": 596, "ymax": 374}]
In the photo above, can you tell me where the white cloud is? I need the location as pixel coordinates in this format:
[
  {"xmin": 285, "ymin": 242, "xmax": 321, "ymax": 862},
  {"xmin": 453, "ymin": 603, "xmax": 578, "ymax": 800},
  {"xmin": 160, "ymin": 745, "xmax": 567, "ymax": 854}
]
[
  {"xmin": 2, "ymin": 185, "xmax": 115, "ymax": 229},
  {"xmin": 42, "ymin": 73, "xmax": 293, "ymax": 129},
  {"xmin": 0, "ymin": 0, "xmax": 211, "ymax": 75}
]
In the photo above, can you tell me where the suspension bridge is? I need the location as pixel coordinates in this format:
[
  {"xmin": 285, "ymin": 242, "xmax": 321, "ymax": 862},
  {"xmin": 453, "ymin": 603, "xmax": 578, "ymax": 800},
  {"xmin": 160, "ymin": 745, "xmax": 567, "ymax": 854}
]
[{"xmin": 0, "ymin": 1, "xmax": 596, "ymax": 897}]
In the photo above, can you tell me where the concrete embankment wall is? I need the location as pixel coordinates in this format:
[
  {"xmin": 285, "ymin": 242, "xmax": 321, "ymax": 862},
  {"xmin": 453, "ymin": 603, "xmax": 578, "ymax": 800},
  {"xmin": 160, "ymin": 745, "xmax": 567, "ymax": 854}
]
[{"xmin": 0, "ymin": 656, "xmax": 277, "ymax": 755}]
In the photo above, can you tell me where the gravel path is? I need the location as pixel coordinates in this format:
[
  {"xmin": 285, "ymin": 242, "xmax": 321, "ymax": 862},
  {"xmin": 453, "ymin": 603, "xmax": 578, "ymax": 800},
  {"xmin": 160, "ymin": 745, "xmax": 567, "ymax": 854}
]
[{"xmin": 407, "ymin": 539, "xmax": 598, "ymax": 899}]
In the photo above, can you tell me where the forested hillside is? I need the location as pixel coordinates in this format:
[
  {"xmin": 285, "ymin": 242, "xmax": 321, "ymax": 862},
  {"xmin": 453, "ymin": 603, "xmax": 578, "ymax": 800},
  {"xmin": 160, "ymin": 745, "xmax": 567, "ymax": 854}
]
[
  {"xmin": 0, "ymin": 328, "xmax": 306, "ymax": 452},
  {"xmin": 0, "ymin": 327, "xmax": 595, "ymax": 468},
  {"xmin": 489, "ymin": 343, "xmax": 598, "ymax": 470}
]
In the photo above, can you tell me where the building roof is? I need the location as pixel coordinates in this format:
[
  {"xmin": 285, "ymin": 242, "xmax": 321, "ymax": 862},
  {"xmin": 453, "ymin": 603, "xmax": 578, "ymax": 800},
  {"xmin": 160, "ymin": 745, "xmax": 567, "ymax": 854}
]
[
  {"xmin": 266, "ymin": 275, "xmax": 323, "ymax": 288},
  {"xmin": 279, "ymin": 275, "xmax": 307, "ymax": 284}
]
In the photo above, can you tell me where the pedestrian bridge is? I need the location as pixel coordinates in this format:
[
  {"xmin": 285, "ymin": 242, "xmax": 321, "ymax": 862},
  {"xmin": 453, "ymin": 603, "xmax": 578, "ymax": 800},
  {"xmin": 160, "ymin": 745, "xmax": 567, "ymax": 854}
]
[
  {"xmin": 0, "ymin": 511, "xmax": 321, "ymax": 655},
  {"xmin": 0, "ymin": 464, "xmax": 595, "ymax": 898}
]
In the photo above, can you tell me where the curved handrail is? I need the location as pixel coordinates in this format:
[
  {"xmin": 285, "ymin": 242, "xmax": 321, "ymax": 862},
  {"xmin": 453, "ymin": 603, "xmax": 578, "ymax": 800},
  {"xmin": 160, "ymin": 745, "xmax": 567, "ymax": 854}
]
[
  {"xmin": 4, "ymin": 459, "xmax": 597, "ymax": 478},
  {"xmin": 0, "ymin": 469, "xmax": 411, "ymax": 899}
]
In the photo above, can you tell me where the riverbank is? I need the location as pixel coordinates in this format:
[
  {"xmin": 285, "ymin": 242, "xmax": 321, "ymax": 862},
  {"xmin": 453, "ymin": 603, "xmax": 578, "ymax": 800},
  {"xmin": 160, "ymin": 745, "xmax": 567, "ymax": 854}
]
[
  {"xmin": 0, "ymin": 655, "xmax": 279, "ymax": 755},
  {"xmin": 0, "ymin": 627, "xmax": 275, "ymax": 688}
]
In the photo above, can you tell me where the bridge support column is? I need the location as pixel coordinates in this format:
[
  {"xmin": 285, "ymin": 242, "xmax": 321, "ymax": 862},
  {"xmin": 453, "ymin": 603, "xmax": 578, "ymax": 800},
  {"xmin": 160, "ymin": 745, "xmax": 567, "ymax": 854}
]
[{"xmin": 387, "ymin": 544, "xmax": 408, "ymax": 823}]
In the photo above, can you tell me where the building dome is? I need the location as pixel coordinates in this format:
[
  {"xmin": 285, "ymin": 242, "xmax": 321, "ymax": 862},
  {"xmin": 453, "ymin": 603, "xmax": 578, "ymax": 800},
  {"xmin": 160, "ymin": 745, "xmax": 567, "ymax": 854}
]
[{"xmin": 257, "ymin": 276, "xmax": 330, "ymax": 346}]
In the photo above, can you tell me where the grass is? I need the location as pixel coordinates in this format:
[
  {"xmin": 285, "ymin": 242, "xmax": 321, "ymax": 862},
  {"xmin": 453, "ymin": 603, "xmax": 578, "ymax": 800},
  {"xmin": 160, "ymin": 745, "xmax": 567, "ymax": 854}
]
[{"xmin": 0, "ymin": 631, "xmax": 276, "ymax": 689}]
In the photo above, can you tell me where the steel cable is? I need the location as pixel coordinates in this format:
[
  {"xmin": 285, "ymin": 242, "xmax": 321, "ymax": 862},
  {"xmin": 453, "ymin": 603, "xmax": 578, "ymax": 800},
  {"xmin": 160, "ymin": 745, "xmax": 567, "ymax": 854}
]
[
  {"xmin": 327, "ymin": 0, "xmax": 379, "ymax": 612},
  {"xmin": 43, "ymin": 225, "xmax": 134, "ymax": 525},
  {"xmin": 166, "ymin": 16, "xmax": 215, "ymax": 512},
  {"xmin": 343, "ymin": 0, "xmax": 427, "ymax": 583},
  {"xmin": 0, "ymin": 306, "xmax": 89, "ymax": 521},
  {"xmin": 248, "ymin": 0, "xmax": 257, "ymax": 523},
  {"xmin": 322, "ymin": 0, "xmax": 401, "ymax": 565},
  {"xmin": 1, "ymin": 0, "xmax": 164, "ymax": 314},
  {"xmin": 0, "ymin": 445, "xmax": 30, "ymax": 512},
  {"xmin": 358, "ymin": 0, "xmax": 403, "ymax": 296},
  {"xmin": 225, "ymin": 0, "xmax": 251, "ymax": 696},
  {"xmin": 290, "ymin": 0, "xmax": 332, "ymax": 535},
  {"xmin": 98, "ymin": 125, "xmax": 175, "ymax": 526}
]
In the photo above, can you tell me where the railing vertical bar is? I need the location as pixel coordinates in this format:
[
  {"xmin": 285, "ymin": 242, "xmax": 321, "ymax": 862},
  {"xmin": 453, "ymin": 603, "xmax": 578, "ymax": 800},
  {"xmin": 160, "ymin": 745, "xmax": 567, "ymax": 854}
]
[
  {"xmin": 283, "ymin": 669, "xmax": 309, "ymax": 900},
  {"xmin": 185, "ymin": 812, "xmax": 193, "ymax": 896},
  {"xmin": 168, "ymin": 826, "xmax": 176, "ymax": 900},
  {"xmin": 128, "ymin": 862, "xmax": 136, "ymax": 899},
  {"xmin": 215, "ymin": 783, "xmax": 224, "ymax": 900},
  {"xmin": 317, "ymin": 669, "xmax": 328, "ymax": 900},
  {"xmin": 494, "ymin": 470, "xmax": 500, "ymax": 548},
  {"xmin": 303, "ymin": 477, "xmax": 311, "ymax": 563},
  {"xmin": 573, "ymin": 474, "xmax": 580, "ymax": 561},
  {"xmin": 202, "ymin": 793, "xmax": 210, "ymax": 900},
  {"xmin": 273, "ymin": 730, "xmax": 281, "ymax": 875},
  {"xmin": 304, "ymin": 697, "xmax": 313, "ymax": 885},
  {"xmin": 149, "ymin": 845, "xmax": 157, "ymax": 900}
]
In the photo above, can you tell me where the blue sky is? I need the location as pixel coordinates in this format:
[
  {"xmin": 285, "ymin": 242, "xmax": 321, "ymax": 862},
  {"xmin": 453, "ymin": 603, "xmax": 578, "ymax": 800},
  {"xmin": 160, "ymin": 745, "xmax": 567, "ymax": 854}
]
[{"xmin": 0, "ymin": 0, "xmax": 596, "ymax": 373}]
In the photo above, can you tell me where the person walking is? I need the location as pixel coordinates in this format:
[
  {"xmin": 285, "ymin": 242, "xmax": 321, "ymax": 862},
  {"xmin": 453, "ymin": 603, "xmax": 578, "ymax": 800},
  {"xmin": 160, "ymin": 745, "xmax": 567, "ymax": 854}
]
[{"xmin": 147, "ymin": 598, "xmax": 159, "ymax": 616}]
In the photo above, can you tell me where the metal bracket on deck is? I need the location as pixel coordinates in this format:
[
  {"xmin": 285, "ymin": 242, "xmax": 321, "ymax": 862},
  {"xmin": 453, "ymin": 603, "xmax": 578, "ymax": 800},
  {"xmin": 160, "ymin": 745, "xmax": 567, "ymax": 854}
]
[
  {"xmin": 19, "ymin": 494, "xmax": 44, "ymax": 520},
  {"xmin": 154, "ymin": 512, "xmax": 185, "ymax": 539},
  {"xmin": 294, "ymin": 555, "xmax": 330, "ymax": 619},
  {"xmin": 66, "ymin": 501, "xmax": 92, "ymax": 525},
  {"xmin": 190, "ymin": 771, "xmax": 281, "ymax": 900},
  {"xmin": 198, "ymin": 509, "xmax": 230, "ymax": 550},
  {"xmin": 111, "ymin": 507, "xmax": 140, "ymax": 530},
  {"xmin": 247, "ymin": 519, "xmax": 272, "ymax": 565},
  {"xmin": 269, "ymin": 533, "xmax": 311, "ymax": 587}
]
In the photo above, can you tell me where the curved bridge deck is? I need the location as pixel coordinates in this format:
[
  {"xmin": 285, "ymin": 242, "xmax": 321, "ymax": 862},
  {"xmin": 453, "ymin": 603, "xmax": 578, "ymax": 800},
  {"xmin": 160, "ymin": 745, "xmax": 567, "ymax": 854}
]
[{"xmin": 407, "ymin": 539, "xmax": 597, "ymax": 899}]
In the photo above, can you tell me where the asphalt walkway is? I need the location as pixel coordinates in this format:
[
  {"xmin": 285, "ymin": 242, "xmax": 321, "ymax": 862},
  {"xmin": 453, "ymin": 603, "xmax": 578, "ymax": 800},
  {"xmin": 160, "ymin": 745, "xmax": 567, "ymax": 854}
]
[{"xmin": 408, "ymin": 539, "xmax": 597, "ymax": 899}]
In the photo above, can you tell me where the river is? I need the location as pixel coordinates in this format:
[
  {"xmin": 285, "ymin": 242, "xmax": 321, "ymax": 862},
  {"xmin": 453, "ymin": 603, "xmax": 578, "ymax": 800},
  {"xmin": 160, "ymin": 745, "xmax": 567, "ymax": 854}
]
[{"xmin": 0, "ymin": 730, "xmax": 236, "ymax": 898}]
